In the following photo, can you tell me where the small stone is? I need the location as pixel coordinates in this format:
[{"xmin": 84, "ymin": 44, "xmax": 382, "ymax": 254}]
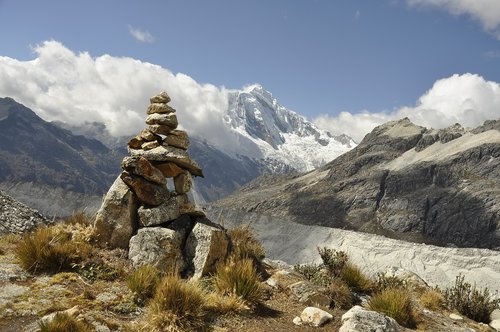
[
  {"xmin": 142, "ymin": 140, "xmax": 160, "ymax": 150},
  {"xmin": 150, "ymin": 91, "xmax": 171, "ymax": 104},
  {"xmin": 40, "ymin": 306, "xmax": 80, "ymax": 325},
  {"xmin": 145, "ymin": 113, "xmax": 178, "ymax": 128},
  {"xmin": 149, "ymin": 124, "xmax": 174, "ymax": 136},
  {"xmin": 449, "ymin": 313, "xmax": 463, "ymax": 321},
  {"xmin": 128, "ymin": 136, "xmax": 144, "ymax": 149},
  {"xmin": 165, "ymin": 130, "xmax": 190, "ymax": 149},
  {"xmin": 120, "ymin": 171, "xmax": 168, "ymax": 206},
  {"xmin": 174, "ymin": 171, "xmax": 192, "ymax": 194},
  {"xmin": 139, "ymin": 129, "xmax": 161, "ymax": 142},
  {"xmin": 147, "ymin": 103, "xmax": 176, "ymax": 114},
  {"xmin": 288, "ymin": 281, "xmax": 330, "ymax": 308},
  {"xmin": 300, "ymin": 307, "xmax": 333, "ymax": 327},
  {"xmin": 153, "ymin": 162, "xmax": 185, "ymax": 178},
  {"xmin": 293, "ymin": 316, "xmax": 303, "ymax": 326},
  {"xmin": 121, "ymin": 156, "xmax": 166, "ymax": 185}
]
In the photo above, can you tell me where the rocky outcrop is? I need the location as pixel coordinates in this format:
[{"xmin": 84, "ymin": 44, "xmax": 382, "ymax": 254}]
[
  {"xmin": 212, "ymin": 118, "xmax": 500, "ymax": 249},
  {"xmin": 93, "ymin": 92, "xmax": 224, "ymax": 278},
  {"xmin": 0, "ymin": 190, "xmax": 49, "ymax": 234},
  {"xmin": 339, "ymin": 306, "xmax": 401, "ymax": 332}
]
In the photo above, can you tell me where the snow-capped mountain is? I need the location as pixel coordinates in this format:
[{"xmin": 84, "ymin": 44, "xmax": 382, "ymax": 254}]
[{"xmin": 221, "ymin": 84, "xmax": 355, "ymax": 172}]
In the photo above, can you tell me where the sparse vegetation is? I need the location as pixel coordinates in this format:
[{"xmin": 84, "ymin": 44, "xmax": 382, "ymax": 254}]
[
  {"xmin": 444, "ymin": 274, "xmax": 500, "ymax": 323},
  {"xmin": 368, "ymin": 287, "xmax": 417, "ymax": 328},
  {"xmin": 127, "ymin": 265, "xmax": 161, "ymax": 305},
  {"xmin": 140, "ymin": 275, "xmax": 207, "ymax": 332},
  {"xmin": 374, "ymin": 273, "xmax": 408, "ymax": 292},
  {"xmin": 318, "ymin": 247, "xmax": 348, "ymax": 277},
  {"xmin": 340, "ymin": 262, "xmax": 373, "ymax": 293},
  {"xmin": 420, "ymin": 288, "xmax": 445, "ymax": 311},
  {"xmin": 214, "ymin": 257, "xmax": 263, "ymax": 305},
  {"xmin": 38, "ymin": 313, "xmax": 92, "ymax": 332},
  {"xmin": 228, "ymin": 225, "xmax": 265, "ymax": 262},
  {"xmin": 15, "ymin": 226, "xmax": 91, "ymax": 274},
  {"xmin": 325, "ymin": 277, "xmax": 354, "ymax": 309}
]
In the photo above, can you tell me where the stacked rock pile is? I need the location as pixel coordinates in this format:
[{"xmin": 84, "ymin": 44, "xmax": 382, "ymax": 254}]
[{"xmin": 94, "ymin": 92, "xmax": 229, "ymax": 278}]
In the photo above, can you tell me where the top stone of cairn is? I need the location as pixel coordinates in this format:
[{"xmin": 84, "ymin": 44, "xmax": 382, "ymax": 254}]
[{"xmin": 150, "ymin": 91, "xmax": 171, "ymax": 104}]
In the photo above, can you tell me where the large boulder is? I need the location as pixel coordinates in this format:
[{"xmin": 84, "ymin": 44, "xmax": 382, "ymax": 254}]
[
  {"xmin": 185, "ymin": 219, "xmax": 229, "ymax": 279},
  {"xmin": 122, "ymin": 156, "xmax": 166, "ymax": 185},
  {"xmin": 128, "ymin": 227, "xmax": 185, "ymax": 273},
  {"xmin": 94, "ymin": 176, "xmax": 138, "ymax": 249},
  {"xmin": 137, "ymin": 194, "xmax": 188, "ymax": 227},
  {"xmin": 120, "ymin": 171, "xmax": 168, "ymax": 206},
  {"xmin": 491, "ymin": 309, "xmax": 500, "ymax": 331},
  {"xmin": 339, "ymin": 306, "xmax": 401, "ymax": 332}
]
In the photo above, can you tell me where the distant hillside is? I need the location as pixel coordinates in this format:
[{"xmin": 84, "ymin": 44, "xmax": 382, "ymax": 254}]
[{"xmin": 212, "ymin": 118, "xmax": 500, "ymax": 249}]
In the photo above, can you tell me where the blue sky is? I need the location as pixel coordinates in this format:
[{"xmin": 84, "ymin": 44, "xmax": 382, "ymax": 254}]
[{"xmin": 0, "ymin": 0, "xmax": 499, "ymax": 140}]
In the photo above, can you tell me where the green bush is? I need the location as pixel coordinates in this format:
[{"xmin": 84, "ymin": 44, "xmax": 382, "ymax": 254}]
[
  {"xmin": 318, "ymin": 247, "xmax": 348, "ymax": 277},
  {"xmin": 214, "ymin": 257, "xmax": 262, "ymax": 305},
  {"xmin": 127, "ymin": 265, "xmax": 161, "ymax": 305},
  {"xmin": 444, "ymin": 274, "xmax": 500, "ymax": 323},
  {"xmin": 369, "ymin": 287, "xmax": 417, "ymax": 327}
]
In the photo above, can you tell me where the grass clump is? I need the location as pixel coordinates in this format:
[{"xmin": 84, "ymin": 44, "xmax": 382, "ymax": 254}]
[
  {"xmin": 140, "ymin": 275, "xmax": 207, "ymax": 332},
  {"xmin": 39, "ymin": 313, "xmax": 92, "ymax": 332},
  {"xmin": 228, "ymin": 225, "xmax": 265, "ymax": 261},
  {"xmin": 205, "ymin": 293, "xmax": 250, "ymax": 315},
  {"xmin": 214, "ymin": 257, "xmax": 262, "ymax": 306},
  {"xmin": 369, "ymin": 287, "xmax": 417, "ymax": 328},
  {"xmin": 444, "ymin": 274, "xmax": 500, "ymax": 323},
  {"xmin": 127, "ymin": 265, "xmax": 161, "ymax": 305},
  {"xmin": 341, "ymin": 262, "xmax": 373, "ymax": 293},
  {"xmin": 420, "ymin": 288, "xmax": 445, "ymax": 311},
  {"xmin": 325, "ymin": 277, "xmax": 354, "ymax": 309},
  {"xmin": 15, "ymin": 226, "xmax": 91, "ymax": 274}
]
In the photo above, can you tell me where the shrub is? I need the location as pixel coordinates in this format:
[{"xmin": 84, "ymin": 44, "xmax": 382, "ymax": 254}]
[
  {"xmin": 15, "ymin": 226, "xmax": 91, "ymax": 274},
  {"xmin": 341, "ymin": 262, "xmax": 373, "ymax": 293},
  {"xmin": 214, "ymin": 257, "xmax": 262, "ymax": 305},
  {"xmin": 420, "ymin": 288, "xmax": 445, "ymax": 311},
  {"xmin": 127, "ymin": 265, "xmax": 161, "ymax": 305},
  {"xmin": 228, "ymin": 225, "xmax": 265, "ymax": 261},
  {"xmin": 140, "ymin": 275, "xmax": 206, "ymax": 331},
  {"xmin": 39, "ymin": 313, "xmax": 92, "ymax": 332},
  {"xmin": 444, "ymin": 274, "xmax": 500, "ymax": 323},
  {"xmin": 325, "ymin": 277, "xmax": 353, "ymax": 309},
  {"xmin": 318, "ymin": 247, "xmax": 348, "ymax": 277},
  {"xmin": 294, "ymin": 263, "xmax": 332, "ymax": 287},
  {"xmin": 369, "ymin": 287, "xmax": 417, "ymax": 327},
  {"xmin": 374, "ymin": 273, "xmax": 408, "ymax": 292}
]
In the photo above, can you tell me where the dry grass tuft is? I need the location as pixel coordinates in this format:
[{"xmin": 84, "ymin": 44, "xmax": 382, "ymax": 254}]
[
  {"xmin": 206, "ymin": 293, "xmax": 250, "ymax": 315},
  {"xmin": 369, "ymin": 287, "xmax": 417, "ymax": 328},
  {"xmin": 325, "ymin": 277, "xmax": 354, "ymax": 309},
  {"xmin": 127, "ymin": 265, "xmax": 161, "ymax": 305},
  {"xmin": 228, "ymin": 225, "xmax": 265, "ymax": 267},
  {"xmin": 15, "ymin": 226, "xmax": 91, "ymax": 274},
  {"xmin": 214, "ymin": 257, "xmax": 263, "ymax": 305},
  {"xmin": 38, "ymin": 313, "xmax": 92, "ymax": 332},
  {"xmin": 420, "ymin": 288, "xmax": 445, "ymax": 311},
  {"xmin": 341, "ymin": 262, "xmax": 373, "ymax": 293},
  {"xmin": 139, "ymin": 275, "xmax": 207, "ymax": 332}
]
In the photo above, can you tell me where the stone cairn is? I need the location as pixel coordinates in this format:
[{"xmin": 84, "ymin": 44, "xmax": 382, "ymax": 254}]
[{"xmin": 94, "ymin": 92, "xmax": 229, "ymax": 278}]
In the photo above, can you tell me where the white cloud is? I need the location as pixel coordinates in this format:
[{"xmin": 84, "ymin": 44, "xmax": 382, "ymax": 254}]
[
  {"xmin": 407, "ymin": 0, "xmax": 500, "ymax": 39},
  {"xmin": 314, "ymin": 73, "xmax": 500, "ymax": 142},
  {"xmin": 0, "ymin": 40, "xmax": 237, "ymax": 149},
  {"xmin": 128, "ymin": 25, "xmax": 155, "ymax": 43}
]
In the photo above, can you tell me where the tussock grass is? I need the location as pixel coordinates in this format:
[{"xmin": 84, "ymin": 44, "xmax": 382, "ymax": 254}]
[
  {"xmin": 15, "ymin": 226, "xmax": 91, "ymax": 274},
  {"xmin": 340, "ymin": 262, "xmax": 373, "ymax": 293},
  {"xmin": 420, "ymin": 288, "xmax": 445, "ymax": 311},
  {"xmin": 325, "ymin": 277, "xmax": 353, "ymax": 309},
  {"xmin": 369, "ymin": 287, "xmax": 417, "ymax": 328},
  {"xmin": 444, "ymin": 274, "xmax": 500, "ymax": 323},
  {"xmin": 63, "ymin": 211, "xmax": 92, "ymax": 226},
  {"xmin": 214, "ymin": 257, "xmax": 262, "ymax": 305},
  {"xmin": 127, "ymin": 265, "xmax": 161, "ymax": 305},
  {"xmin": 206, "ymin": 293, "xmax": 250, "ymax": 315},
  {"xmin": 140, "ymin": 275, "xmax": 207, "ymax": 332},
  {"xmin": 39, "ymin": 313, "xmax": 92, "ymax": 332},
  {"xmin": 228, "ymin": 225, "xmax": 265, "ymax": 262}
]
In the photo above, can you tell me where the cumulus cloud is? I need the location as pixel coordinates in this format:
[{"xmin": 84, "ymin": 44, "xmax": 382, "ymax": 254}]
[
  {"xmin": 128, "ymin": 25, "xmax": 155, "ymax": 43},
  {"xmin": 0, "ymin": 40, "xmax": 238, "ymax": 149},
  {"xmin": 314, "ymin": 73, "xmax": 500, "ymax": 142},
  {"xmin": 407, "ymin": 0, "xmax": 500, "ymax": 39}
]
